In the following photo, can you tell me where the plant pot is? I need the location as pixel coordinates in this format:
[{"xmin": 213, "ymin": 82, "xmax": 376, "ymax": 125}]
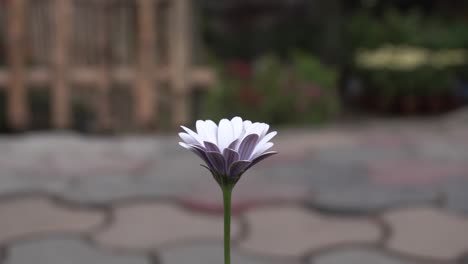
[
  {"xmin": 425, "ymin": 96, "xmax": 444, "ymax": 114},
  {"xmin": 375, "ymin": 95, "xmax": 394, "ymax": 113},
  {"xmin": 400, "ymin": 95, "xmax": 419, "ymax": 115},
  {"xmin": 358, "ymin": 94, "xmax": 373, "ymax": 110}
]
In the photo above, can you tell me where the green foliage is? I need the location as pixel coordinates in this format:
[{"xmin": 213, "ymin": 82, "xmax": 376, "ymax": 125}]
[
  {"xmin": 360, "ymin": 67, "xmax": 454, "ymax": 97},
  {"xmin": 346, "ymin": 9, "xmax": 468, "ymax": 51},
  {"xmin": 346, "ymin": 9, "xmax": 467, "ymax": 97},
  {"xmin": 202, "ymin": 53, "xmax": 339, "ymax": 125},
  {"xmin": 290, "ymin": 52, "xmax": 340, "ymax": 123}
]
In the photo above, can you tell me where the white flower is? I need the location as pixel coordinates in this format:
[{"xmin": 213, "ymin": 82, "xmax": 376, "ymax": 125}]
[{"xmin": 179, "ymin": 117, "xmax": 277, "ymax": 181}]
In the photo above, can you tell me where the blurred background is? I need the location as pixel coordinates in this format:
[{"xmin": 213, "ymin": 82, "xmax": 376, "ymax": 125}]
[
  {"xmin": 0, "ymin": 0, "xmax": 468, "ymax": 263},
  {"xmin": 0, "ymin": 0, "xmax": 467, "ymax": 132}
]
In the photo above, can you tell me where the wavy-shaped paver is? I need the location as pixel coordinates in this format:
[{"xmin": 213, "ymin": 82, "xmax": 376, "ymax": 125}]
[
  {"xmin": 94, "ymin": 202, "xmax": 241, "ymax": 251},
  {"xmin": 384, "ymin": 207, "xmax": 468, "ymax": 261},
  {"xmin": 160, "ymin": 243, "xmax": 294, "ymax": 264},
  {"xmin": 4, "ymin": 238, "xmax": 150, "ymax": 264},
  {"xmin": 311, "ymin": 248, "xmax": 448, "ymax": 264},
  {"xmin": 239, "ymin": 205, "xmax": 382, "ymax": 258},
  {"xmin": 0, "ymin": 196, "xmax": 105, "ymax": 244}
]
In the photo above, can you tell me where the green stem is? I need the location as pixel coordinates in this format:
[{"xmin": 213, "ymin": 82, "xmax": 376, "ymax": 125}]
[{"xmin": 222, "ymin": 186, "xmax": 233, "ymax": 264}]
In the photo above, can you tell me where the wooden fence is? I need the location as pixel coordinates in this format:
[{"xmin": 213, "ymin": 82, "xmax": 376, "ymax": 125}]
[{"xmin": 0, "ymin": 0, "xmax": 213, "ymax": 131}]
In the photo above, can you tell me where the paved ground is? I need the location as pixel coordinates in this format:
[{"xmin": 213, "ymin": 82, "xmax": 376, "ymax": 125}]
[{"xmin": 0, "ymin": 111, "xmax": 468, "ymax": 263}]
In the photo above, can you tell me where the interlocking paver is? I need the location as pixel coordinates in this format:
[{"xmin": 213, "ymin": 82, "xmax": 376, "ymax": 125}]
[
  {"xmin": 179, "ymin": 181, "xmax": 310, "ymax": 215},
  {"xmin": 94, "ymin": 202, "xmax": 241, "ymax": 251},
  {"xmin": 311, "ymin": 248, "xmax": 445, "ymax": 264},
  {"xmin": 239, "ymin": 205, "xmax": 382, "ymax": 258},
  {"xmin": 368, "ymin": 161, "xmax": 468, "ymax": 185},
  {"xmin": 274, "ymin": 131, "xmax": 357, "ymax": 159},
  {"xmin": 0, "ymin": 113, "xmax": 468, "ymax": 264},
  {"xmin": 442, "ymin": 178, "xmax": 468, "ymax": 215},
  {"xmin": 4, "ymin": 238, "xmax": 150, "ymax": 264},
  {"xmin": 161, "ymin": 243, "xmax": 294, "ymax": 264},
  {"xmin": 0, "ymin": 135, "xmax": 162, "ymax": 178},
  {"xmin": 384, "ymin": 207, "xmax": 468, "ymax": 260},
  {"xmin": 0, "ymin": 196, "xmax": 105, "ymax": 244},
  {"xmin": 254, "ymin": 160, "xmax": 369, "ymax": 189},
  {"xmin": 311, "ymin": 145, "xmax": 410, "ymax": 165},
  {"xmin": 310, "ymin": 185, "xmax": 437, "ymax": 214}
]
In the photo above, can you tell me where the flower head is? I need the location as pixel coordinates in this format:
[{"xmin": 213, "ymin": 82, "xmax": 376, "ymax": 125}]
[{"xmin": 179, "ymin": 117, "xmax": 277, "ymax": 186}]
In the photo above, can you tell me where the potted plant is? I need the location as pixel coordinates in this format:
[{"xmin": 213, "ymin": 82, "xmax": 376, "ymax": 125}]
[{"xmin": 203, "ymin": 52, "xmax": 340, "ymax": 125}]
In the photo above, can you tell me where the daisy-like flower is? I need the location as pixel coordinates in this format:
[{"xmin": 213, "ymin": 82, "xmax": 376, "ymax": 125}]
[
  {"xmin": 178, "ymin": 117, "xmax": 277, "ymax": 264},
  {"xmin": 179, "ymin": 117, "xmax": 277, "ymax": 186}
]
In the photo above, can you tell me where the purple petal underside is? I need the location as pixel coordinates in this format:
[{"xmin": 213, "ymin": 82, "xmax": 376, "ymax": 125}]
[
  {"xmin": 227, "ymin": 139, "xmax": 239, "ymax": 150},
  {"xmin": 229, "ymin": 160, "xmax": 251, "ymax": 177},
  {"xmin": 206, "ymin": 151, "xmax": 226, "ymax": 175},
  {"xmin": 238, "ymin": 134, "xmax": 259, "ymax": 160},
  {"xmin": 223, "ymin": 148, "xmax": 240, "ymax": 169},
  {"xmin": 247, "ymin": 151, "xmax": 277, "ymax": 170},
  {"xmin": 190, "ymin": 145, "xmax": 213, "ymax": 169},
  {"xmin": 204, "ymin": 141, "xmax": 221, "ymax": 153}
]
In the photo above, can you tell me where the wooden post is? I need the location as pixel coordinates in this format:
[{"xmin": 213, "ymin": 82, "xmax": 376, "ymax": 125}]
[
  {"xmin": 6, "ymin": 0, "xmax": 29, "ymax": 130},
  {"xmin": 135, "ymin": 0, "xmax": 157, "ymax": 129},
  {"xmin": 169, "ymin": 0, "xmax": 192, "ymax": 127},
  {"xmin": 96, "ymin": 2, "xmax": 112, "ymax": 131},
  {"xmin": 52, "ymin": 0, "xmax": 72, "ymax": 129}
]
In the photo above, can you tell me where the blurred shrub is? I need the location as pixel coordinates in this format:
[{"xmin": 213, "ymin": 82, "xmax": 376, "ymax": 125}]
[
  {"xmin": 202, "ymin": 52, "xmax": 340, "ymax": 125},
  {"xmin": 346, "ymin": 9, "xmax": 468, "ymax": 99},
  {"xmin": 346, "ymin": 9, "xmax": 468, "ymax": 50}
]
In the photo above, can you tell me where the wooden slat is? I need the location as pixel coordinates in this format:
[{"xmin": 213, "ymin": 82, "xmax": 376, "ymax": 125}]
[
  {"xmin": 169, "ymin": 0, "xmax": 192, "ymax": 126},
  {"xmin": 190, "ymin": 67, "xmax": 215, "ymax": 88},
  {"xmin": 6, "ymin": 0, "xmax": 29, "ymax": 130},
  {"xmin": 135, "ymin": 0, "xmax": 157, "ymax": 129},
  {"xmin": 95, "ymin": 3, "xmax": 112, "ymax": 131},
  {"xmin": 52, "ymin": 0, "xmax": 72, "ymax": 129}
]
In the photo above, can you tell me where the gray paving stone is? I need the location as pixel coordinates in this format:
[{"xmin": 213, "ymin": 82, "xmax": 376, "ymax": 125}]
[
  {"xmin": 441, "ymin": 178, "xmax": 468, "ymax": 215},
  {"xmin": 60, "ymin": 154, "xmax": 208, "ymax": 203},
  {"xmin": 239, "ymin": 205, "xmax": 381, "ymax": 258},
  {"xmin": 94, "ymin": 202, "xmax": 241, "ymax": 251},
  {"xmin": 254, "ymin": 161, "xmax": 369, "ymax": 189},
  {"xmin": 309, "ymin": 185, "xmax": 438, "ymax": 214},
  {"xmin": 0, "ymin": 134, "xmax": 207, "ymax": 203},
  {"xmin": 311, "ymin": 146, "xmax": 414, "ymax": 165},
  {"xmin": 0, "ymin": 174, "xmax": 70, "ymax": 195},
  {"xmin": 0, "ymin": 196, "xmax": 104, "ymax": 244},
  {"xmin": 161, "ymin": 243, "xmax": 295, "ymax": 264},
  {"xmin": 312, "ymin": 248, "xmax": 445, "ymax": 264},
  {"xmin": 5, "ymin": 238, "xmax": 150, "ymax": 264},
  {"xmin": 460, "ymin": 254, "xmax": 468, "ymax": 264},
  {"xmin": 417, "ymin": 141, "xmax": 468, "ymax": 162},
  {"xmin": 384, "ymin": 207, "xmax": 468, "ymax": 260}
]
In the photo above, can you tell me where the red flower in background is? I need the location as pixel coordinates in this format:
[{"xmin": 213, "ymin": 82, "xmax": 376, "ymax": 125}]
[
  {"xmin": 228, "ymin": 60, "xmax": 252, "ymax": 80},
  {"xmin": 305, "ymin": 84, "xmax": 322, "ymax": 99},
  {"xmin": 239, "ymin": 85, "xmax": 263, "ymax": 107}
]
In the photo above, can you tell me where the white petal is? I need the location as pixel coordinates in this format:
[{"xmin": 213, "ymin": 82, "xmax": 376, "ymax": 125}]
[
  {"xmin": 178, "ymin": 132, "xmax": 198, "ymax": 145},
  {"xmin": 259, "ymin": 131, "xmax": 277, "ymax": 145},
  {"xmin": 196, "ymin": 120, "xmax": 207, "ymax": 141},
  {"xmin": 243, "ymin": 120, "xmax": 252, "ymax": 130},
  {"xmin": 204, "ymin": 120, "xmax": 218, "ymax": 144},
  {"xmin": 179, "ymin": 142, "xmax": 191, "ymax": 149},
  {"xmin": 180, "ymin": 126, "xmax": 203, "ymax": 145},
  {"xmin": 250, "ymin": 142, "xmax": 274, "ymax": 160},
  {"xmin": 245, "ymin": 122, "xmax": 263, "ymax": 138},
  {"xmin": 217, "ymin": 119, "xmax": 233, "ymax": 151},
  {"xmin": 231, "ymin": 116, "xmax": 243, "ymax": 139},
  {"xmin": 239, "ymin": 120, "xmax": 253, "ymax": 140},
  {"xmin": 255, "ymin": 123, "xmax": 268, "ymax": 138},
  {"xmin": 260, "ymin": 123, "xmax": 270, "ymax": 138},
  {"xmin": 250, "ymin": 131, "xmax": 277, "ymax": 158}
]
